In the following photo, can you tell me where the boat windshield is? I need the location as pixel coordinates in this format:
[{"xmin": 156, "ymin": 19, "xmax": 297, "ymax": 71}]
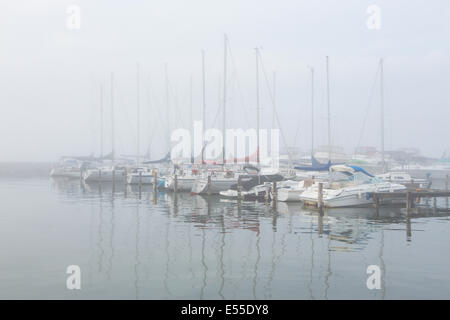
[{"xmin": 329, "ymin": 171, "xmax": 376, "ymax": 188}]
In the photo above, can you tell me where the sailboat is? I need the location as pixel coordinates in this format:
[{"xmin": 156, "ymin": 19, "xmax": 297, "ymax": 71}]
[
  {"xmin": 83, "ymin": 73, "xmax": 127, "ymax": 183},
  {"xmin": 190, "ymin": 35, "xmax": 242, "ymax": 194}
]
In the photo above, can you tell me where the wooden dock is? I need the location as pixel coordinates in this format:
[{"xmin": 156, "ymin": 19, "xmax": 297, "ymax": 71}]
[{"xmin": 370, "ymin": 189, "xmax": 450, "ymax": 216}]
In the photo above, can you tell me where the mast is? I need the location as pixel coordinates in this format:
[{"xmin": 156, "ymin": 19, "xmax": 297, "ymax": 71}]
[
  {"xmin": 165, "ymin": 63, "xmax": 170, "ymax": 152},
  {"xmin": 272, "ymin": 70, "xmax": 276, "ymax": 129},
  {"xmin": 110, "ymin": 72, "xmax": 115, "ymax": 163},
  {"xmin": 100, "ymin": 84, "xmax": 104, "ymax": 159},
  {"xmin": 326, "ymin": 56, "xmax": 331, "ymax": 161},
  {"xmin": 190, "ymin": 74, "xmax": 194, "ymax": 164},
  {"xmin": 136, "ymin": 63, "xmax": 140, "ymax": 167},
  {"xmin": 309, "ymin": 66, "xmax": 314, "ymax": 158},
  {"xmin": 222, "ymin": 34, "xmax": 227, "ymax": 165},
  {"xmin": 380, "ymin": 58, "xmax": 385, "ymax": 172},
  {"xmin": 201, "ymin": 50, "xmax": 206, "ymax": 165},
  {"xmin": 255, "ymin": 48, "xmax": 260, "ymax": 165}
]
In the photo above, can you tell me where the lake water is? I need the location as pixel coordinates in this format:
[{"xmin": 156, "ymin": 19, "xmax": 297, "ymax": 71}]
[{"xmin": 1, "ymin": 166, "xmax": 450, "ymax": 299}]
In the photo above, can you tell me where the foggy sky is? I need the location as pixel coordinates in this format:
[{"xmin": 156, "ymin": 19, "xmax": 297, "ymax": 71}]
[{"xmin": 1, "ymin": 0, "xmax": 450, "ymax": 162}]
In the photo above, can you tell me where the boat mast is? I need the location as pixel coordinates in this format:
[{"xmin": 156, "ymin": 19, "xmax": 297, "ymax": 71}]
[
  {"xmin": 222, "ymin": 34, "xmax": 227, "ymax": 165},
  {"xmin": 309, "ymin": 66, "xmax": 314, "ymax": 158},
  {"xmin": 380, "ymin": 58, "xmax": 385, "ymax": 172},
  {"xmin": 326, "ymin": 56, "xmax": 331, "ymax": 162},
  {"xmin": 110, "ymin": 72, "xmax": 115, "ymax": 164},
  {"xmin": 201, "ymin": 50, "xmax": 206, "ymax": 165},
  {"xmin": 136, "ymin": 62, "xmax": 140, "ymax": 167},
  {"xmin": 255, "ymin": 48, "xmax": 260, "ymax": 165},
  {"xmin": 272, "ymin": 70, "xmax": 276, "ymax": 129},
  {"xmin": 165, "ymin": 63, "xmax": 170, "ymax": 153},
  {"xmin": 100, "ymin": 84, "xmax": 104, "ymax": 160},
  {"xmin": 190, "ymin": 74, "xmax": 194, "ymax": 164}
]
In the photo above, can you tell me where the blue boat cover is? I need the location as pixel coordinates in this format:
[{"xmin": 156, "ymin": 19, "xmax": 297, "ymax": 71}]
[{"xmin": 294, "ymin": 156, "xmax": 332, "ymax": 171}]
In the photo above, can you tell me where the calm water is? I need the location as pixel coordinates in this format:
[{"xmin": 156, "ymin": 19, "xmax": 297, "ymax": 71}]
[{"xmin": 1, "ymin": 169, "xmax": 450, "ymax": 299}]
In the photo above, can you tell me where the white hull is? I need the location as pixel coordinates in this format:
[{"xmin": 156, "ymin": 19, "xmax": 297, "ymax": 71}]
[
  {"xmin": 165, "ymin": 175, "xmax": 197, "ymax": 191},
  {"xmin": 126, "ymin": 173, "xmax": 154, "ymax": 184},
  {"xmin": 300, "ymin": 183, "xmax": 406, "ymax": 208},
  {"xmin": 83, "ymin": 169, "xmax": 126, "ymax": 182},
  {"xmin": 191, "ymin": 177, "xmax": 238, "ymax": 194},
  {"xmin": 50, "ymin": 168, "xmax": 81, "ymax": 179},
  {"xmin": 277, "ymin": 189, "xmax": 304, "ymax": 202}
]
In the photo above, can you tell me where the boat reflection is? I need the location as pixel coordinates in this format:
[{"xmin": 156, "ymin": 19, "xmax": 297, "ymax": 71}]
[{"xmin": 49, "ymin": 178, "xmax": 450, "ymax": 299}]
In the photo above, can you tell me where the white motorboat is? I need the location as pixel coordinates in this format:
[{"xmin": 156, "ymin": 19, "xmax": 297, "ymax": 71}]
[
  {"xmin": 276, "ymin": 180, "xmax": 309, "ymax": 202},
  {"xmin": 375, "ymin": 172, "xmax": 430, "ymax": 189},
  {"xmin": 191, "ymin": 174, "xmax": 239, "ymax": 195},
  {"xmin": 50, "ymin": 158, "xmax": 82, "ymax": 179},
  {"xmin": 164, "ymin": 166, "xmax": 203, "ymax": 191},
  {"xmin": 300, "ymin": 165, "xmax": 406, "ymax": 208},
  {"xmin": 126, "ymin": 167, "xmax": 155, "ymax": 185},
  {"xmin": 83, "ymin": 166, "xmax": 127, "ymax": 183}
]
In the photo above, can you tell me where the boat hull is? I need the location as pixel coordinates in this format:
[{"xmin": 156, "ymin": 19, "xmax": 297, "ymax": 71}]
[
  {"xmin": 126, "ymin": 173, "xmax": 154, "ymax": 185},
  {"xmin": 191, "ymin": 177, "xmax": 238, "ymax": 194},
  {"xmin": 83, "ymin": 169, "xmax": 126, "ymax": 183}
]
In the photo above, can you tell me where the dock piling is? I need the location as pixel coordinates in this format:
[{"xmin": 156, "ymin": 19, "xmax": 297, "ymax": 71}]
[
  {"xmin": 138, "ymin": 171, "xmax": 142, "ymax": 199},
  {"xmin": 207, "ymin": 175, "xmax": 211, "ymax": 196},
  {"xmin": 174, "ymin": 174, "xmax": 178, "ymax": 192},
  {"xmin": 153, "ymin": 170, "xmax": 158, "ymax": 193},
  {"xmin": 318, "ymin": 182, "xmax": 323, "ymax": 213},
  {"xmin": 446, "ymin": 174, "xmax": 449, "ymax": 209}
]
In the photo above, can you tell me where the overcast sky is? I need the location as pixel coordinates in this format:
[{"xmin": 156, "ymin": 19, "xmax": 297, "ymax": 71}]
[{"xmin": 1, "ymin": 0, "xmax": 450, "ymax": 162}]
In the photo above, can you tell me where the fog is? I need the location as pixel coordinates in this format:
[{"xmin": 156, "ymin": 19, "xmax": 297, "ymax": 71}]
[{"xmin": 1, "ymin": 0, "xmax": 449, "ymax": 162}]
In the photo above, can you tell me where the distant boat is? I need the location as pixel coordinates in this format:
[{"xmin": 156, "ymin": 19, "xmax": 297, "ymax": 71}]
[
  {"xmin": 294, "ymin": 156, "xmax": 332, "ymax": 171},
  {"xmin": 83, "ymin": 166, "xmax": 127, "ymax": 183},
  {"xmin": 126, "ymin": 167, "xmax": 155, "ymax": 185},
  {"xmin": 191, "ymin": 170, "xmax": 239, "ymax": 195},
  {"xmin": 376, "ymin": 172, "xmax": 430, "ymax": 189}
]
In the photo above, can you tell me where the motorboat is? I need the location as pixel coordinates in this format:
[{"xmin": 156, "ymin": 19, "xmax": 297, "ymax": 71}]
[
  {"xmin": 126, "ymin": 167, "xmax": 155, "ymax": 185},
  {"xmin": 164, "ymin": 167, "xmax": 202, "ymax": 191},
  {"xmin": 276, "ymin": 180, "xmax": 309, "ymax": 202},
  {"xmin": 50, "ymin": 158, "xmax": 82, "ymax": 179},
  {"xmin": 300, "ymin": 165, "xmax": 406, "ymax": 208},
  {"xmin": 375, "ymin": 172, "xmax": 430, "ymax": 189},
  {"xmin": 219, "ymin": 174, "xmax": 285, "ymax": 200},
  {"xmin": 191, "ymin": 170, "xmax": 239, "ymax": 195},
  {"xmin": 83, "ymin": 166, "xmax": 127, "ymax": 183}
]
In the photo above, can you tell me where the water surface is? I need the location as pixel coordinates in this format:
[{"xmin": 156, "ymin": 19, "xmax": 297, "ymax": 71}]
[{"xmin": 1, "ymin": 170, "xmax": 450, "ymax": 299}]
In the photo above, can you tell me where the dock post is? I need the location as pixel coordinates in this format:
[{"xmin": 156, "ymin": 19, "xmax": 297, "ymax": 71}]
[
  {"xmin": 272, "ymin": 181, "xmax": 277, "ymax": 201},
  {"xmin": 153, "ymin": 170, "xmax": 158, "ymax": 193},
  {"xmin": 406, "ymin": 191, "xmax": 412, "ymax": 217},
  {"xmin": 318, "ymin": 210, "xmax": 323, "ymax": 236},
  {"xmin": 433, "ymin": 197, "xmax": 437, "ymax": 214},
  {"xmin": 446, "ymin": 174, "xmax": 449, "ymax": 209},
  {"xmin": 138, "ymin": 171, "xmax": 142, "ymax": 199},
  {"xmin": 318, "ymin": 182, "xmax": 323, "ymax": 213},
  {"xmin": 265, "ymin": 183, "xmax": 270, "ymax": 204},
  {"xmin": 237, "ymin": 177, "xmax": 242, "ymax": 202},
  {"xmin": 207, "ymin": 175, "xmax": 211, "ymax": 196},
  {"xmin": 272, "ymin": 181, "xmax": 277, "ymax": 209},
  {"xmin": 374, "ymin": 194, "xmax": 379, "ymax": 217},
  {"xmin": 174, "ymin": 174, "xmax": 178, "ymax": 192},
  {"xmin": 406, "ymin": 214, "xmax": 412, "ymax": 241},
  {"xmin": 112, "ymin": 168, "xmax": 115, "ymax": 192}
]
